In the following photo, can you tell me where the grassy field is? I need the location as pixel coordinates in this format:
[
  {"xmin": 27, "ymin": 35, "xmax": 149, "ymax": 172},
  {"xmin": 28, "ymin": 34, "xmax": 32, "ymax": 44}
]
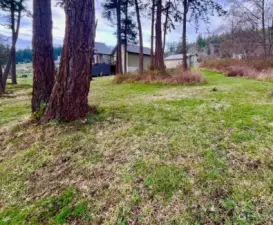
[{"xmin": 0, "ymin": 71, "xmax": 273, "ymax": 224}]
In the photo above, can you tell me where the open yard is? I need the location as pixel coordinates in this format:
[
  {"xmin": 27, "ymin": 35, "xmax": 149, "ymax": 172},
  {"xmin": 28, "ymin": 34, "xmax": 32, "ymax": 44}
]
[{"xmin": 0, "ymin": 71, "xmax": 273, "ymax": 224}]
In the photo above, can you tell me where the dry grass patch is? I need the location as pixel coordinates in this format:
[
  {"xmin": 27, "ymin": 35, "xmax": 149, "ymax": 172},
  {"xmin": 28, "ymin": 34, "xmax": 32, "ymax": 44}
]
[
  {"xmin": 113, "ymin": 68, "xmax": 206, "ymax": 85},
  {"xmin": 200, "ymin": 58, "xmax": 273, "ymax": 81}
]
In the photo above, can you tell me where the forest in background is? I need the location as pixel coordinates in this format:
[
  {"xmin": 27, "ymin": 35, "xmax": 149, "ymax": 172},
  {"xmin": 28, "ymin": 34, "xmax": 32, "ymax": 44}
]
[{"xmin": 15, "ymin": 46, "xmax": 62, "ymax": 64}]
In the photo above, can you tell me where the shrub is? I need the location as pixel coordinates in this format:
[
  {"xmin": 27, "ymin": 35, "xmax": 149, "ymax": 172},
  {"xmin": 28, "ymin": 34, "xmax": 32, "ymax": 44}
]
[
  {"xmin": 225, "ymin": 65, "xmax": 257, "ymax": 78},
  {"xmin": 199, "ymin": 59, "xmax": 246, "ymax": 72},
  {"xmin": 199, "ymin": 58, "xmax": 273, "ymax": 80},
  {"xmin": 113, "ymin": 68, "xmax": 206, "ymax": 85},
  {"xmin": 250, "ymin": 57, "xmax": 273, "ymax": 71},
  {"xmin": 257, "ymin": 69, "xmax": 273, "ymax": 81}
]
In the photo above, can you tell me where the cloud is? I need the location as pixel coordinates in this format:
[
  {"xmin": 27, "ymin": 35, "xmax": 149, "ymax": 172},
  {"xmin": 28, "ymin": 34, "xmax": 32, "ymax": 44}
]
[{"xmin": 0, "ymin": 0, "xmax": 226, "ymax": 49}]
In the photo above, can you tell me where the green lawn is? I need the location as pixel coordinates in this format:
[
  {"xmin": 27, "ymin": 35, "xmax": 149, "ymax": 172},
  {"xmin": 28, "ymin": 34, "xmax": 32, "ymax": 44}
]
[{"xmin": 0, "ymin": 71, "xmax": 273, "ymax": 224}]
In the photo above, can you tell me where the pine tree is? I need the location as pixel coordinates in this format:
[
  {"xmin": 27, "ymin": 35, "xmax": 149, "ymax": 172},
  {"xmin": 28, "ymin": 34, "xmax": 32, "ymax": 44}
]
[
  {"xmin": 44, "ymin": 0, "xmax": 95, "ymax": 122},
  {"xmin": 32, "ymin": 0, "xmax": 55, "ymax": 113}
]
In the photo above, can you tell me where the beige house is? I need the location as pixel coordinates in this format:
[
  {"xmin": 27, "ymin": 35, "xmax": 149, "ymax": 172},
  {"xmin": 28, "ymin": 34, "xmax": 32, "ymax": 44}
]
[
  {"xmin": 164, "ymin": 54, "xmax": 198, "ymax": 68},
  {"xmin": 113, "ymin": 45, "xmax": 151, "ymax": 73}
]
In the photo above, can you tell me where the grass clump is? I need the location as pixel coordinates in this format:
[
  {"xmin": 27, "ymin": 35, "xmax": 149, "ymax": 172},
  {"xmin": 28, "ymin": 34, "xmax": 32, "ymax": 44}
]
[
  {"xmin": 145, "ymin": 165, "xmax": 190, "ymax": 199},
  {"xmin": 0, "ymin": 188, "xmax": 92, "ymax": 225},
  {"xmin": 32, "ymin": 102, "xmax": 47, "ymax": 121},
  {"xmin": 132, "ymin": 160, "xmax": 191, "ymax": 200},
  {"xmin": 113, "ymin": 68, "xmax": 206, "ymax": 85}
]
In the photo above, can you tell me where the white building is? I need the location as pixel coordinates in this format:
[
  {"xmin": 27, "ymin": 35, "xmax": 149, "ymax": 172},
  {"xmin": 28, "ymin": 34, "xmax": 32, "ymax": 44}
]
[
  {"xmin": 112, "ymin": 45, "xmax": 151, "ymax": 73},
  {"xmin": 164, "ymin": 54, "xmax": 198, "ymax": 68}
]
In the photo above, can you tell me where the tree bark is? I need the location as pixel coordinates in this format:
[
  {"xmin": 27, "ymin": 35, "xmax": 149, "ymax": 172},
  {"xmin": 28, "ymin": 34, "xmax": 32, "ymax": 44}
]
[
  {"xmin": 182, "ymin": 0, "xmax": 188, "ymax": 70},
  {"xmin": 2, "ymin": 9, "xmax": 21, "ymax": 91},
  {"xmin": 154, "ymin": 0, "xmax": 164, "ymax": 71},
  {"xmin": 0, "ymin": 64, "xmax": 3, "ymax": 94},
  {"xmin": 261, "ymin": 0, "xmax": 267, "ymax": 58},
  {"xmin": 124, "ymin": 0, "xmax": 128, "ymax": 73},
  {"xmin": 135, "ymin": 0, "xmax": 144, "ymax": 74},
  {"xmin": 116, "ymin": 0, "xmax": 123, "ymax": 74},
  {"xmin": 163, "ymin": 1, "xmax": 170, "ymax": 52},
  {"xmin": 11, "ymin": 45, "xmax": 17, "ymax": 84},
  {"xmin": 11, "ymin": 1, "xmax": 17, "ymax": 84},
  {"xmin": 150, "ymin": 0, "xmax": 155, "ymax": 69},
  {"xmin": 44, "ymin": 0, "xmax": 95, "ymax": 122},
  {"xmin": 32, "ymin": 0, "xmax": 55, "ymax": 113}
]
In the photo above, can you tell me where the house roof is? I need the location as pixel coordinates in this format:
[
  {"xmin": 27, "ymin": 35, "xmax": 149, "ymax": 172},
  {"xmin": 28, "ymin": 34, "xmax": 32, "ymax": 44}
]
[
  {"xmin": 127, "ymin": 45, "xmax": 151, "ymax": 55},
  {"xmin": 164, "ymin": 53, "xmax": 198, "ymax": 61},
  {"xmin": 94, "ymin": 42, "xmax": 112, "ymax": 55},
  {"xmin": 112, "ymin": 44, "xmax": 151, "ymax": 55}
]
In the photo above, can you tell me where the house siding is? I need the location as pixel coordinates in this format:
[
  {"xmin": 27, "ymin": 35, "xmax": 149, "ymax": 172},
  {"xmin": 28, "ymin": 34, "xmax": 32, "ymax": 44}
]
[
  {"xmin": 165, "ymin": 55, "xmax": 198, "ymax": 68},
  {"xmin": 94, "ymin": 54, "xmax": 111, "ymax": 64},
  {"xmin": 165, "ymin": 59, "xmax": 182, "ymax": 68},
  {"xmin": 128, "ymin": 53, "xmax": 151, "ymax": 72}
]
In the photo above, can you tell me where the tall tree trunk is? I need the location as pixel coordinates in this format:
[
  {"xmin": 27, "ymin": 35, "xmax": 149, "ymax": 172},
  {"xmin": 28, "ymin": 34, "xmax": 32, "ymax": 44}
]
[
  {"xmin": 32, "ymin": 0, "xmax": 55, "ymax": 113},
  {"xmin": 11, "ymin": 45, "xmax": 17, "ymax": 84},
  {"xmin": 261, "ymin": 0, "xmax": 267, "ymax": 58},
  {"xmin": 11, "ymin": 2, "xmax": 17, "ymax": 84},
  {"xmin": 135, "ymin": 0, "xmax": 144, "ymax": 74},
  {"xmin": 44, "ymin": 0, "xmax": 95, "ymax": 122},
  {"xmin": 2, "ymin": 53, "xmax": 12, "ymax": 90},
  {"xmin": 154, "ymin": 0, "xmax": 164, "ymax": 71},
  {"xmin": 163, "ymin": 2, "xmax": 170, "ymax": 52},
  {"xmin": 182, "ymin": 0, "xmax": 188, "ymax": 70},
  {"xmin": 124, "ymin": 0, "xmax": 128, "ymax": 73},
  {"xmin": 150, "ymin": 0, "xmax": 155, "ymax": 69},
  {"xmin": 2, "ymin": 10, "xmax": 21, "ymax": 91},
  {"xmin": 116, "ymin": 0, "xmax": 123, "ymax": 74},
  {"xmin": 0, "ymin": 64, "xmax": 3, "ymax": 94}
]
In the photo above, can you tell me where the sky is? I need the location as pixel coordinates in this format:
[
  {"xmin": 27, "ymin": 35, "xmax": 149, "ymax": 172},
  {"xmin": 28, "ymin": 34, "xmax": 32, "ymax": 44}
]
[{"xmin": 0, "ymin": 0, "xmax": 226, "ymax": 49}]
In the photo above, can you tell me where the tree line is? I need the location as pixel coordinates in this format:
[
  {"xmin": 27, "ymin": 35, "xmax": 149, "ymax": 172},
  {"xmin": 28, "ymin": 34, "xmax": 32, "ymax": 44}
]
[{"xmin": 15, "ymin": 47, "xmax": 63, "ymax": 64}]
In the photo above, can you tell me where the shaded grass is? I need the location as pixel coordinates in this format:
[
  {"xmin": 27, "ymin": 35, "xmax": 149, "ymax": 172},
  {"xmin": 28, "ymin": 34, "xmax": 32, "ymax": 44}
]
[{"xmin": 0, "ymin": 71, "xmax": 273, "ymax": 224}]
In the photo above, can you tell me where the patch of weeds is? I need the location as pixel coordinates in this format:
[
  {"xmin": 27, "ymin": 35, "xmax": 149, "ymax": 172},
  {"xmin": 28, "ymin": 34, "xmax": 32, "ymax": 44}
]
[
  {"xmin": 145, "ymin": 164, "xmax": 191, "ymax": 200},
  {"xmin": 198, "ymin": 149, "xmax": 228, "ymax": 191},
  {"xmin": 127, "ymin": 124, "xmax": 147, "ymax": 136},
  {"xmin": 0, "ymin": 104, "xmax": 30, "ymax": 125},
  {"xmin": 32, "ymin": 102, "xmax": 47, "ymax": 120},
  {"xmin": 232, "ymin": 131, "xmax": 255, "ymax": 143},
  {"xmin": 5, "ymin": 83, "xmax": 32, "ymax": 91},
  {"xmin": 221, "ymin": 199, "xmax": 236, "ymax": 212},
  {"xmin": 8, "ymin": 124, "xmax": 22, "ymax": 133},
  {"xmin": 163, "ymin": 99, "xmax": 205, "ymax": 108},
  {"xmin": 0, "ymin": 188, "xmax": 92, "ymax": 225},
  {"xmin": 60, "ymin": 132, "xmax": 87, "ymax": 148},
  {"xmin": 115, "ymin": 217, "xmax": 128, "ymax": 225},
  {"xmin": 132, "ymin": 158, "xmax": 149, "ymax": 176},
  {"xmin": 114, "ymin": 206, "xmax": 132, "ymax": 225},
  {"xmin": 131, "ymin": 159, "xmax": 191, "ymax": 200},
  {"xmin": 132, "ymin": 189, "xmax": 141, "ymax": 206}
]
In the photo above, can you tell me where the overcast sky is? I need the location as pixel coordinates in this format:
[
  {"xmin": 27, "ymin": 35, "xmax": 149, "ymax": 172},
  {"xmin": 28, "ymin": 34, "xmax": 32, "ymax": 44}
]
[{"xmin": 0, "ymin": 0, "xmax": 226, "ymax": 49}]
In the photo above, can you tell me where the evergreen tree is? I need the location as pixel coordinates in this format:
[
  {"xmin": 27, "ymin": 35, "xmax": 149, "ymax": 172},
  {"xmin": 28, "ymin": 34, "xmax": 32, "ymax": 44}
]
[
  {"xmin": 44, "ymin": 0, "xmax": 95, "ymax": 121},
  {"xmin": 32, "ymin": 0, "xmax": 55, "ymax": 113},
  {"xmin": 0, "ymin": 0, "xmax": 27, "ymax": 85}
]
